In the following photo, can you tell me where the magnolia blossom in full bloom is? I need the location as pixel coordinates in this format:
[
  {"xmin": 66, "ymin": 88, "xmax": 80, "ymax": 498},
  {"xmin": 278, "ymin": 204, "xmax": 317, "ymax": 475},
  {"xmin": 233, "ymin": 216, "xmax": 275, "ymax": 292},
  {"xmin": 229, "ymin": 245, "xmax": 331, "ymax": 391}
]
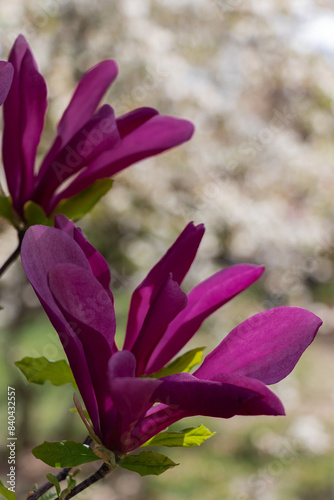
[
  {"xmin": 2, "ymin": 36, "xmax": 194, "ymax": 220},
  {"xmin": 21, "ymin": 216, "xmax": 322, "ymax": 455}
]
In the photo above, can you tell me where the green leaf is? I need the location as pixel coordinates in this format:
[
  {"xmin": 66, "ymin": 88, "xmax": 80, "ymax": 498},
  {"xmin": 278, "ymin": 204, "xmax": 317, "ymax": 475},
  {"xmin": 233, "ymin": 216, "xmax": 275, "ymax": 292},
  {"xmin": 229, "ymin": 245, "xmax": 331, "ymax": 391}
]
[
  {"xmin": 0, "ymin": 196, "xmax": 16, "ymax": 226},
  {"xmin": 142, "ymin": 425, "xmax": 215, "ymax": 448},
  {"xmin": 15, "ymin": 357, "xmax": 77, "ymax": 388},
  {"xmin": 39, "ymin": 493, "xmax": 57, "ymax": 500},
  {"xmin": 52, "ymin": 178, "xmax": 113, "ymax": 221},
  {"xmin": 150, "ymin": 347, "xmax": 205, "ymax": 378},
  {"xmin": 24, "ymin": 201, "xmax": 50, "ymax": 226},
  {"xmin": 46, "ymin": 474, "xmax": 61, "ymax": 497},
  {"xmin": 0, "ymin": 480, "xmax": 16, "ymax": 500},
  {"xmin": 118, "ymin": 451, "xmax": 178, "ymax": 476},
  {"xmin": 66, "ymin": 475, "xmax": 76, "ymax": 491},
  {"xmin": 32, "ymin": 441, "xmax": 101, "ymax": 468}
]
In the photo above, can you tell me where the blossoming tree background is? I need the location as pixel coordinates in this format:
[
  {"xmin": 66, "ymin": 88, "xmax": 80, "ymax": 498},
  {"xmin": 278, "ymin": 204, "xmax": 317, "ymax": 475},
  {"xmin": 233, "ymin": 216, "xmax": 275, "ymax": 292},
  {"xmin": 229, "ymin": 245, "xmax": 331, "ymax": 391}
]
[{"xmin": 0, "ymin": 0, "xmax": 334, "ymax": 499}]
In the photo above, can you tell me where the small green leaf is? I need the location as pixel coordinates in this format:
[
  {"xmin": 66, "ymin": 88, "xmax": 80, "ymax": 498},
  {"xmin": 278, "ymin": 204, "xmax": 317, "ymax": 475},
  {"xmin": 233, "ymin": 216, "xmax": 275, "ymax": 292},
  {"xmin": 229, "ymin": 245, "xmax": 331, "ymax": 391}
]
[
  {"xmin": 0, "ymin": 196, "xmax": 17, "ymax": 226},
  {"xmin": 151, "ymin": 347, "xmax": 205, "ymax": 378},
  {"xmin": 32, "ymin": 441, "xmax": 101, "ymax": 468},
  {"xmin": 52, "ymin": 178, "xmax": 113, "ymax": 221},
  {"xmin": 118, "ymin": 451, "xmax": 178, "ymax": 476},
  {"xmin": 142, "ymin": 425, "xmax": 215, "ymax": 448},
  {"xmin": 66, "ymin": 475, "xmax": 76, "ymax": 491},
  {"xmin": 46, "ymin": 474, "xmax": 61, "ymax": 497},
  {"xmin": 24, "ymin": 201, "xmax": 50, "ymax": 226},
  {"xmin": 15, "ymin": 357, "xmax": 77, "ymax": 388},
  {"xmin": 39, "ymin": 493, "xmax": 57, "ymax": 500},
  {"xmin": 0, "ymin": 480, "xmax": 16, "ymax": 500}
]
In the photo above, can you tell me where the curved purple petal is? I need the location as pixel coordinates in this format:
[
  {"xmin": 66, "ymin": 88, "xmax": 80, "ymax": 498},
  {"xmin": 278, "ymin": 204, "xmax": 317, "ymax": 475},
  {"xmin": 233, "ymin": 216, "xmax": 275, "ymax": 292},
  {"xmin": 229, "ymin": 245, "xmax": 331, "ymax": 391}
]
[
  {"xmin": 48, "ymin": 263, "xmax": 116, "ymax": 350},
  {"xmin": 0, "ymin": 61, "xmax": 13, "ymax": 105},
  {"xmin": 101, "ymin": 351, "xmax": 161, "ymax": 452},
  {"xmin": 154, "ymin": 372, "xmax": 284, "ymax": 418},
  {"xmin": 123, "ymin": 222, "xmax": 204, "ymax": 351},
  {"xmin": 105, "ymin": 376, "xmax": 161, "ymax": 453},
  {"xmin": 131, "ymin": 275, "xmax": 188, "ymax": 376},
  {"xmin": 195, "ymin": 307, "xmax": 322, "ymax": 385},
  {"xmin": 34, "ymin": 105, "xmax": 120, "ymax": 211},
  {"xmin": 131, "ymin": 371, "xmax": 284, "ymax": 450},
  {"xmin": 116, "ymin": 107, "xmax": 159, "ymax": 137},
  {"xmin": 2, "ymin": 35, "xmax": 47, "ymax": 212},
  {"xmin": 147, "ymin": 264, "xmax": 265, "ymax": 374},
  {"xmin": 21, "ymin": 226, "xmax": 101, "ymax": 432},
  {"xmin": 54, "ymin": 215, "xmax": 112, "ymax": 297},
  {"xmin": 48, "ymin": 114, "xmax": 195, "ymax": 207},
  {"xmin": 37, "ymin": 59, "xmax": 118, "ymax": 179}
]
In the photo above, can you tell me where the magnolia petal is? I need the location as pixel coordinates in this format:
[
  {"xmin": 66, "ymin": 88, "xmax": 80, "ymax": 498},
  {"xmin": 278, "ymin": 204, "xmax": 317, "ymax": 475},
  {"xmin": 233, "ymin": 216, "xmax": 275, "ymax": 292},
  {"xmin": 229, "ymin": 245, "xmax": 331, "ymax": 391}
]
[
  {"xmin": 147, "ymin": 265, "xmax": 265, "ymax": 374},
  {"xmin": 3, "ymin": 35, "xmax": 47, "ymax": 212},
  {"xmin": 124, "ymin": 222, "xmax": 204, "ymax": 351},
  {"xmin": 34, "ymin": 105, "xmax": 120, "ymax": 210},
  {"xmin": 48, "ymin": 263, "xmax": 116, "ymax": 349},
  {"xmin": 37, "ymin": 59, "xmax": 118, "ymax": 179},
  {"xmin": 108, "ymin": 351, "xmax": 137, "ymax": 378},
  {"xmin": 54, "ymin": 215, "xmax": 113, "ymax": 299},
  {"xmin": 195, "ymin": 307, "xmax": 322, "ymax": 385},
  {"xmin": 49, "ymin": 114, "xmax": 195, "ymax": 204},
  {"xmin": 19, "ymin": 48, "xmax": 47, "ymax": 205},
  {"xmin": 154, "ymin": 372, "xmax": 284, "ymax": 418},
  {"xmin": 101, "ymin": 351, "xmax": 154, "ymax": 452},
  {"xmin": 104, "ymin": 376, "xmax": 161, "ymax": 453},
  {"xmin": 21, "ymin": 226, "xmax": 100, "ymax": 431},
  {"xmin": 131, "ymin": 275, "xmax": 188, "ymax": 376},
  {"xmin": 116, "ymin": 107, "xmax": 159, "ymax": 137},
  {"xmin": 132, "ymin": 371, "xmax": 284, "ymax": 449},
  {"xmin": 0, "ymin": 61, "xmax": 13, "ymax": 105}
]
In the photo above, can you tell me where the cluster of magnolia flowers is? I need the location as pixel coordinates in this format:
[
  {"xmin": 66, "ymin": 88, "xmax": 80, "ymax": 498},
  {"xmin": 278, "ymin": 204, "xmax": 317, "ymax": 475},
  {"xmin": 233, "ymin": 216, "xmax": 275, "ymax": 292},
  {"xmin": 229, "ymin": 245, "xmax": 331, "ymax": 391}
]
[{"xmin": 0, "ymin": 36, "xmax": 322, "ymax": 499}]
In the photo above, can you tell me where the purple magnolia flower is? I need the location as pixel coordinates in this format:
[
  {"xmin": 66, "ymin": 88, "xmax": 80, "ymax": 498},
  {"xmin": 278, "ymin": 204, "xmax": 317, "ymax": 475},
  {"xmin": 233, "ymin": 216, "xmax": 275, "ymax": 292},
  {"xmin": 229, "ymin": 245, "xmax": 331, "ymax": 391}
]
[
  {"xmin": 0, "ymin": 61, "xmax": 13, "ymax": 106},
  {"xmin": 2, "ymin": 36, "xmax": 194, "ymax": 219},
  {"xmin": 21, "ymin": 216, "xmax": 322, "ymax": 455}
]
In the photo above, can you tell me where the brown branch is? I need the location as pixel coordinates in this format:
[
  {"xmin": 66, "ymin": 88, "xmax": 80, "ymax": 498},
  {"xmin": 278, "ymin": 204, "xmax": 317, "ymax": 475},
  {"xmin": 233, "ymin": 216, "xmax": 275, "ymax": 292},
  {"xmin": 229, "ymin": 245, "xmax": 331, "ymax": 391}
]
[
  {"xmin": 26, "ymin": 437, "xmax": 92, "ymax": 500},
  {"xmin": 26, "ymin": 468, "xmax": 72, "ymax": 500},
  {"xmin": 0, "ymin": 230, "xmax": 25, "ymax": 278},
  {"xmin": 61, "ymin": 462, "xmax": 113, "ymax": 499}
]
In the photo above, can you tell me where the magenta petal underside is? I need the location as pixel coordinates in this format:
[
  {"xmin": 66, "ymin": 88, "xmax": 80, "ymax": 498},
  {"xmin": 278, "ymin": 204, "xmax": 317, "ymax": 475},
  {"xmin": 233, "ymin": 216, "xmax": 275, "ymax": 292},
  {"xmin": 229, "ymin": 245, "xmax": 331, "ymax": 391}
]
[
  {"xmin": 0, "ymin": 61, "xmax": 13, "ymax": 105},
  {"xmin": 131, "ymin": 275, "xmax": 188, "ymax": 375},
  {"xmin": 132, "ymin": 370, "xmax": 285, "ymax": 448},
  {"xmin": 105, "ymin": 375, "xmax": 161, "ymax": 453},
  {"xmin": 47, "ymin": 263, "xmax": 116, "ymax": 349},
  {"xmin": 34, "ymin": 105, "xmax": 120, "ymax": 210},
  {"xmin": 37, "ymin": 59, "xmax": 118, "ymax": 178},
  {"xmin": 147, "ymin": 264, "xmax": 265, "ymax": 374},
  {"xmin": 19, "ymin": 48, "xmax": 47, "ymax": 204},
  {"xmin": 102, "ymin": 351, "xmax": 161, "ymax": 452},
  {"xmin": 49, "ymin": 114, "xmax": 195, "ymax": 205},
  {"xmin": 2, "ymin": 35, "xmax": 47, "ymax": 210},
  {"xmin": 54, "ymin": 215, "xmax": 113, "ymax": 297},
  {"xmin": 153, "ymin": 372, "xmax": 284, "ymax": 418},
  {"xmin": 21, "ymin": 226, "xmax": 101, "ymax": 430},
  {"xmin": 124, "ymin": 222, "xmax": 205, "ymax": 351},
  {"xmin": 116, "ymin": 107, "xmax": 159, "ymax": 137},
  {"xmin": 195, "ymin": 306, "xmax": 323, "ymax": 385}
]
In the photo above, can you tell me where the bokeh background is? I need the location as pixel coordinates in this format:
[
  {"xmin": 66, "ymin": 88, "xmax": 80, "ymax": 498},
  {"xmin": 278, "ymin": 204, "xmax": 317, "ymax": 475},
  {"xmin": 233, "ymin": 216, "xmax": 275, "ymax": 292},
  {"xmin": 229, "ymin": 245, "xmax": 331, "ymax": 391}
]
[{"xmin": 1, "ymin": 0, "xmax": 334, "ymax": 498}]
